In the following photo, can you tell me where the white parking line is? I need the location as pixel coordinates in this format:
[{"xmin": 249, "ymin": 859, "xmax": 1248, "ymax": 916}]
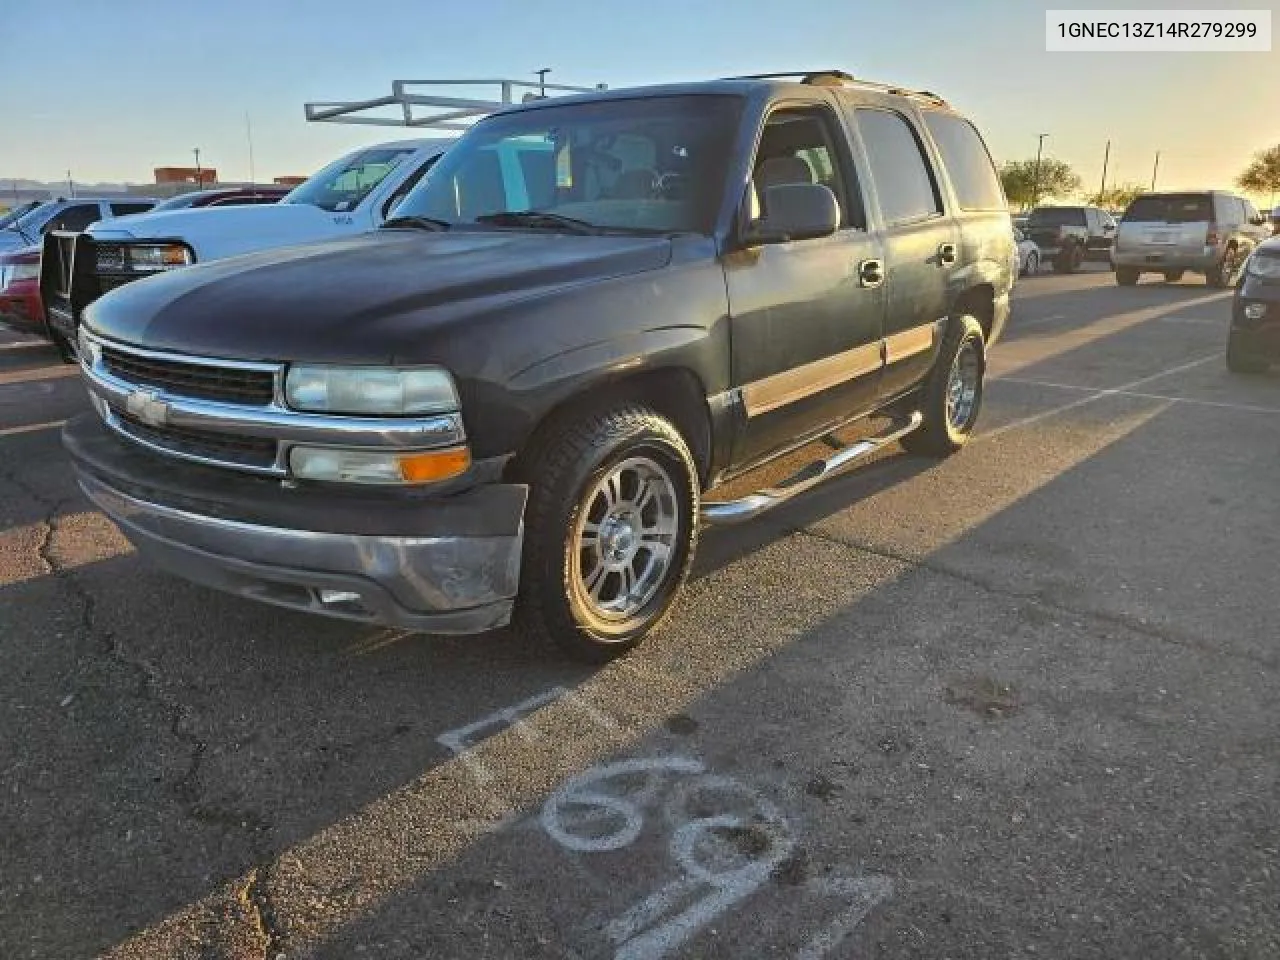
[
  {"xmin": 980, "ymin": 353, "xmax": 1221, "ymax": 440},
  {"xmin": 0, "ymin": 419, "xmax": 66, "ymax": 438},
  {"xmin": 995, "ymin": 376, "xmax": 1280, "ymax": 416}
]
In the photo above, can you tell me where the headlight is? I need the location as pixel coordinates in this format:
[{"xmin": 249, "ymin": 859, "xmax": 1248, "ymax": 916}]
[
  {"xmin": 289, "ymin": 445, "xmax": 471, "ymax": 485},
  {"xmin": 98, "ymin": 243, "xmax": 192, "ymax": 273},
  {"xmin": 284, "ymin": 365, "xmax": 459, "ymax": 415},
  {"xmin": 1246, "ymin": 254, "xmax": 1280, "ymax": 280}
]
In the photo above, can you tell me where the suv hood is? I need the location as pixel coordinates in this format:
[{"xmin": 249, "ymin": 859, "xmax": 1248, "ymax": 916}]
[
  {"xmin": 88, "ymin": 203, "xmax": 349, "ymax": 257},
  {"xmin": 83, "ymin": 229, "xmax": 674, "ymax": 362}
]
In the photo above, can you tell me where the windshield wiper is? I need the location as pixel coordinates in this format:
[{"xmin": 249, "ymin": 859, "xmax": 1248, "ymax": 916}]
[
  {"xmin": 381, "ymin": 215, "xmax": 450, "ymax": 232},
  {"xmin": 473, "ymin": 211, "xmax": 602, "ymax": 235}
]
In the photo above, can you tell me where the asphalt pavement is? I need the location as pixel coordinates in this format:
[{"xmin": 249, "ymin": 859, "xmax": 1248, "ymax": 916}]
[{"xmin": 1, "ymin": 264, "xmax": 1277, "ymax": 960}]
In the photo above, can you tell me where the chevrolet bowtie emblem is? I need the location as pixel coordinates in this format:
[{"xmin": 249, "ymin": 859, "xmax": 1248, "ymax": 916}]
[{"xmin": 125, "ymin": 389, "xmax": 169, "ymax": 428}]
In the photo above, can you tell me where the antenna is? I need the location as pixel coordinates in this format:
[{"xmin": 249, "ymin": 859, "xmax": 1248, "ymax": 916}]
[{"xmin": 245, "ymin": 112, "xmax": 256, "ymax": 186}]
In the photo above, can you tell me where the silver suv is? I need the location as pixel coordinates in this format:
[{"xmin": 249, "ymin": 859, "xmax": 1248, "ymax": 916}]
[{"xmin": 1112, "ymin": 191, "xmax": 1271, "ymax": 288}]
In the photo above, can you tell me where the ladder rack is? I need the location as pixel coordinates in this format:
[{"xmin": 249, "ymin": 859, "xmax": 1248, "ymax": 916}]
[
  {"xmin": 722, "ymin": 70, "xmax": 950, "ymax": 108},
  {"xmin": 304, "ymin": 78, "xmax": 608, "ymax": 129}
]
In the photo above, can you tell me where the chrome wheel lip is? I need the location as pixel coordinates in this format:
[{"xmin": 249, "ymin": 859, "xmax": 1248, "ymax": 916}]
[
  {"xmin": 570, "ymin": 454, "xmax": 681, "ymax": 623},
  {"xmin": 946, "ymin": 340, "xmax": 982, "ymax": 431}
]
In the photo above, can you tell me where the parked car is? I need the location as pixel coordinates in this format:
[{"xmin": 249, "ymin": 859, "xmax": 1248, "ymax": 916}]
[
  {"xmin": 0, "ymin": 197, "xmax": 158, "ymax": 253},
  {"xmin": 1014, "ymin": 227, "xmax": 1041, "ymax": 276},
  {"xmin": 1112, "ymin": 191, "xmax": 1271, "ymax": 287},
  {"xmin": 1023, "ymin": 205, "xmax": 1116, "ymax": 273},
  {"xmin": 1226, "ymin": 235, "xmax": 1280, "ymax": 373},
  {"xmin": 40, "ymin": 139, "xmax": 452, "ymax": 357},
  {"xmin": 0, "ymin": 245, "xmax": 43, "ymax": 334},
  {"xmin": 63, "ymin": 69, "xmax": 1015, "ymax": 661},
  {"xmin": 147, "ymin": 186, "xmax": 291, "ymax": 211}
]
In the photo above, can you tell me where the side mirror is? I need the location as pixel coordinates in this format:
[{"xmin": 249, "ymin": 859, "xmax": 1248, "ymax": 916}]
[{"xmin": 744, "ymin": 183, "xmax": 840, "ymax": 245}]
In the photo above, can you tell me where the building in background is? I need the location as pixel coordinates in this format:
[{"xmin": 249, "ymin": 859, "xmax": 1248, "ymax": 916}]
[{"xmin": 153, "ymin": 166, "xmax": 218, "ymax": 186}]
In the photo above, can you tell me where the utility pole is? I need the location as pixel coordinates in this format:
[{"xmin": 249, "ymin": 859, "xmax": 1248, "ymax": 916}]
[
  {"xmin": 1151, "ymin": 150, "xmax": 1160, "ymax": 191},
  {"xmin": 1098, "ymin": 140, "xmax": 1111, "ymax": 203},
  {"xmin": 193, "ymin": 147, "xmax": 202, "ymax": 187},
  {"xmin": 66, "ymin": 170, "xmax": 74, "ymax": 197},
  {"xmin": 535, "ymin": 68, "xmax": 551, "ymax": 97},
  {"xmin": 1031, "ymin": 133, "xmax": 1049, "ymax": 209}
]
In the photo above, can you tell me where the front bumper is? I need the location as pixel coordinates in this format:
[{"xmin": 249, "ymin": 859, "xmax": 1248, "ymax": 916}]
[
  {"xmin": 65, "ymin": 414, "xmax": 528, "ymax": 634},
  {"xmin": 1232, "ymin": 295, "xmax": 1280, "ymax": 361}
]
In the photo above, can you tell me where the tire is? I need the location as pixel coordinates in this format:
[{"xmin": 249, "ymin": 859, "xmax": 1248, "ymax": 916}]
[
  {"xmin": 901, "ymin": 314, "xmax": 986, "ymax": 457},
  {"xmin": 1022, "ymin": 252, "xmax": 1038, "ymax": 277},
  {"xmin": 1054, "ymin": 243, "xmax": 1083, "ymax": 274},
  {"xmin": 1115, "ymin": 267, "xmax": 1140, "ymax": 286},
  {"xmin": 1207, "ymin": 248, "xmax": 1238, "ymax": 289},
  {"xmin": 514, "ymin": 404, "xmax": 699, "ymax": 662},
  {"xmin": 1226, "ymin": 330, "xmax": 1268, "ymax": 374},
  {"xmin": 1162, "ymin": 270, "xmax": 1185, "ymax": 283}
]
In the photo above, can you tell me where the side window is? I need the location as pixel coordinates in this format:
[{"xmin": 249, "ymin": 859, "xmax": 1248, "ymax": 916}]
[
  {"xmin": 751, "ymin": 106, "xmax": 865, "ymax": 229},
  {"xmin": 110, "ymin": 202, "xmax": 152, "ymax": 216},
  {"xmin": 920, "ymin": 112, "xmax": 1004, "ymax": 211},
  {"xmin": 855, "ymin": 109, "xmax": 943, "ymax": 226},
  {"xmin": 44, "ymin": 204, "xmax": 102, "ymax": 233}
]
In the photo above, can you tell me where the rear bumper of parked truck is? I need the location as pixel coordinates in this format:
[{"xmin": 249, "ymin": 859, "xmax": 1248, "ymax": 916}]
[{"xmin": 64, "ymin": 414, "xmax": 527, "ymax": 634}]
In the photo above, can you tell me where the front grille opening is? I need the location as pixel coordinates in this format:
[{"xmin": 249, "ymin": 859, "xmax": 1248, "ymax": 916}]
[
  {"xmin": 116, "ymin": 412, "xmax": 277, "ymax": 469},
  {"xmin": 102, "ymin": 347, "xmax": 275, "ymax": 405}
]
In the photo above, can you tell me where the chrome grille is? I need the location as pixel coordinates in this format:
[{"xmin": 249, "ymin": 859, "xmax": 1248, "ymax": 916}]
[
  {"xmin": 101, "ymin": 346, "xmax": 276, "ymax": 405},
  {"xmin": 115, "ymin": 412, "xmax": 278, "ymax": 469}
]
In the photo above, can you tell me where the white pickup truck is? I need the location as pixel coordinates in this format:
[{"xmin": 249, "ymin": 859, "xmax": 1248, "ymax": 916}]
[{"xmin": 40, "ymin": 138, "xmax": 452, "ymax": 357}]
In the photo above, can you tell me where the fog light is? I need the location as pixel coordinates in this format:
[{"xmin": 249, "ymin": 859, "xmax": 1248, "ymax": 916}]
[
  {"xmin": 319, "ymin": 590, "xmax": 362, "ymax": 605},
  {"xmin": 289, "ymin": 445, "xmax": 470, "ymax": 485},
  {"xmin": 1244, "ymin": 303, "xmax": 1267, "ymax": 321}
]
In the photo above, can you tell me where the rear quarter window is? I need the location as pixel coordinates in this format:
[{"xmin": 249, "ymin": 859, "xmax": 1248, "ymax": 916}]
[{"xmin": 920, "ymin": 112, "xmax": 1005, "ymax": 211}]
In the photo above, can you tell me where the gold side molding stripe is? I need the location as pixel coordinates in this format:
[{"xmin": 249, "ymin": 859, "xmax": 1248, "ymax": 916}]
[
  {"xmin": 740, "ymin": 321, "xmax": 938, "ymax": 418},
  {"xmin": 742, "ymin": 342, "xmax": 881, "ymax": 417},
  {"xmin": 884, "ymin": 323, "xmax": 936, "ymax": 364}
]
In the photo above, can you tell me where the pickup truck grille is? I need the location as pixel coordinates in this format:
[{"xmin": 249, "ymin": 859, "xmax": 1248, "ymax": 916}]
[
  {"xmin": 115, "ymin": 412, "xmax": 279, "ymax": 469},
  {"xmin": 101, "ymin": 346, "xmax": 277, "ymax": 405}
]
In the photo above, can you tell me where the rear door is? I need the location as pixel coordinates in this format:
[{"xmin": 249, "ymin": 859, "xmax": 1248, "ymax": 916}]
[
  {"xmin": 844, "ymin": 100, "xmax": 956, "ymax": 400},
  {"xmin": 725, "ymin": 99, "xmax": 887, "ymax": 467}
]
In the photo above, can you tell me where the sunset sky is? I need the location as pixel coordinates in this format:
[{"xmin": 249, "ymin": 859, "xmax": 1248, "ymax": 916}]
[{"xmin": 4, "ymin": 0, "xmax": 1278, "ymax": 202}]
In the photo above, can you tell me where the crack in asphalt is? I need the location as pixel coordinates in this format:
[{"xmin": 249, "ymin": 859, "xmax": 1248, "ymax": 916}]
[
  {"xmin": 795, "ymin": 526, "xmax": 1280, "ymax": 671},
  {"xmin": 239, "ymin": 866, "xmax": 284, "ymax": 960}
]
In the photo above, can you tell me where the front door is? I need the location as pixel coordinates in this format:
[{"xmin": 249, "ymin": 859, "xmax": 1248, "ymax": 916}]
[
  {"xmin": 845, "ymin": 105, "xmax": 956, "ymax": 400},
  {"xmin": 725, "ymin": 102, "xmax": 886, "ymax": 469}
]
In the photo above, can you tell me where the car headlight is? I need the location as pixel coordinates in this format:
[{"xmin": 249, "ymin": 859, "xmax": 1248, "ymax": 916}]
[
  {"xmin": 1246, "ymin": 254, "xmax": 1280, "ymax": 280},
  {"xmin": 98, "ymin": 243, "xmax": 192, "ymax": 273},
  {"xmin": 284, "ymin": 365, "xmax": 459, "ymax": 416}
]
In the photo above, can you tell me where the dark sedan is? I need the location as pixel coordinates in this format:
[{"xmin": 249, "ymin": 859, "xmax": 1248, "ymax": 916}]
[{"xmin": 1228, "ymin": 236, "xmax": 1280, "ymax": 373}]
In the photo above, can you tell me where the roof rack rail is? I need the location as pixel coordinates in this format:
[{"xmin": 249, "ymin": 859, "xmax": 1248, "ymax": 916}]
[
  {"xmin": 721, "ymin": 70, "xmax": 950, "ymax": 107},
  {"xmin": 303, "ymin": 77, "xmax": 608, "ymax": 129}
]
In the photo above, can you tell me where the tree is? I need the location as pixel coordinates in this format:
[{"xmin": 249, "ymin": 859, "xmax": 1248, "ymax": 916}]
[
  {"xmin": 1093, "ymin": 182, "xmax": 1147, "ymax": 212},
  {"xmin": 1000, "ymin": 159, "xmax": 1082, "ymax": 210},
  {"xmin": 1237, "ymin": 145, "xmax": 1280, "ymax": 205}
]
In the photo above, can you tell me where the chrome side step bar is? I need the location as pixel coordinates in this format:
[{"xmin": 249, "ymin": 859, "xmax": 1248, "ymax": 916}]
[{"xmin": 700, "ymin": 411, "xmax": 923, "ymax": 526}]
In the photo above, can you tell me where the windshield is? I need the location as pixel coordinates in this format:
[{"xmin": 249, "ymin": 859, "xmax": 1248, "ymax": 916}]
[
  {"xmin": 1028, "ymin": 208, "xmax": 1085, "ymax": 227},
  {"xmin": 1123, "ymin": 193, "xmax": 1213, "ymax": 223},
  {"xmin": 11, "ymin": 203, "xmax": 56, "ymax": 235},
  {"xmin": 0, "ymin": 202, "xmax": 41, "ymax": 230},
  {"xmin": 391, "ymin": 95, "xmax": 744, "ymax": 235},
  {"xmin": 282, "ymin": 146, "xmax": 420, "ymax": 212},
  {"xmin": 150, "ymin": 193, "xmax": 203, "ymax": 212}
]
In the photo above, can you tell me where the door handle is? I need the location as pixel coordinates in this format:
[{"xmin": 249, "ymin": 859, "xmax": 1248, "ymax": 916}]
[
  {"xmin": 938, "ymin": 243, "xmax": 957, "ymax": 266},
  {"xmin": 859, "ymin": 259, "xmax": 884, "ymax": 288}
]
